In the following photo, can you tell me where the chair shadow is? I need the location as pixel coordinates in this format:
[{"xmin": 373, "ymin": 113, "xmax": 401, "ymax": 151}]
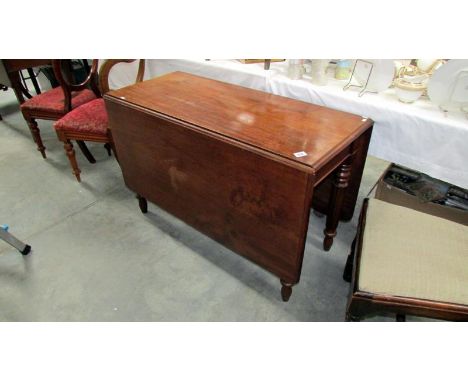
[
  {"xmin": 0, "ymin": 100, "xmax": 20, "ymax": 117},
  {"xmin": 0, "ymin": 119, "xmax": 32, "ymax": 140}
]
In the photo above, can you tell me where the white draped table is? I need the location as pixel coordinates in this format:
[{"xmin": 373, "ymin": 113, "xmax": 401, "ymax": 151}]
[{"xmin": 107, "ymin": 59, "xmax": 468, "ymax": 189}]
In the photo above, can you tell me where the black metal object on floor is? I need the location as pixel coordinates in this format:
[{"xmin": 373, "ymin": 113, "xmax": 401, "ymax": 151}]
[{"xmin": 0, "ymin": 225, "xmax": 31, "ymax": 255}]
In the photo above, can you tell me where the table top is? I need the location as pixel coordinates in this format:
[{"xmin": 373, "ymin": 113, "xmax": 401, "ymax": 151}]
[{"xmin": 106, "ymin": 71, "xmax": 372, "ymax": 170}]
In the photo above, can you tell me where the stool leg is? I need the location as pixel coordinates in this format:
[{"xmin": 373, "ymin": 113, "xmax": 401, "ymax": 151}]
[
  {"xmin": 64, "ymin": 140, "xmax": 81, "ymax": 182},
  {"xmin": 343, "ymin": 236, "xmax": 356, "ymax": 282}
]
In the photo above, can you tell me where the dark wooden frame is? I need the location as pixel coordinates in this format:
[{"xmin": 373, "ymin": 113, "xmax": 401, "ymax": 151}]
[
  {"xmin": 55, "ymin": 59, "xmax": 145, "ymax": 182},
  {"xmin": 346, "ymin": 198, "xmax": 468, "ymax": 322},
  {"xmin": 2, "ymin": 59, "xmax": 52, "ymax": 104}
]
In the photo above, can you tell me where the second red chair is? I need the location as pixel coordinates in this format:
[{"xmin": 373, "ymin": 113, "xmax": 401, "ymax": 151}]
[{"xmin": 54, "ymin": 59, "xmax": 145, "ymax": 182}]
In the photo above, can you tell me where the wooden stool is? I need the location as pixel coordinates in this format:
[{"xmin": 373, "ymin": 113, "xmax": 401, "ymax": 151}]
[{"xmin": 346, "ymin": 198, "xmax": 468, "ymax": 322}]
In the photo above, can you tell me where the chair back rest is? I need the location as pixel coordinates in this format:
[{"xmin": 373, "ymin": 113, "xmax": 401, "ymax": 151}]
[
  {"xmin": 52, "ymin": 59, "xmax": 100, "ymax": 112},
  {"xmin": 98, "ymin": 59, "xmax": 145, "ymax": 94}
]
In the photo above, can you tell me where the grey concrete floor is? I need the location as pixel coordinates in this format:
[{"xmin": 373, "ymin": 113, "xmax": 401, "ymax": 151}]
[{"xmin": 0, "ymin": 88, "xmax": 398, "ymax": 321}]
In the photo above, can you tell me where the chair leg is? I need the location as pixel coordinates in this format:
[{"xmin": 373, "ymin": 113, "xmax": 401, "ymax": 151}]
[
  {"xmin": 104, "ymin": 143, "xmax": 112, "ymax": 156},
  {"xmin": 76, "ymin": 140, "xmax": 96, "ymax": 163},
  {"xmin": 63, "ymin": 140, "xmax": 81, "ymax": 182},
  {"xmin": 343, "ymin": 236, "xmax": 357, "ymax": 282},
  {"xmin": 26, "ymin": 117, "xmax": 46, "ymax": 158},
  {"xmin": 136, "ymin": 194, "xmax": 148, "ymax": 214}
]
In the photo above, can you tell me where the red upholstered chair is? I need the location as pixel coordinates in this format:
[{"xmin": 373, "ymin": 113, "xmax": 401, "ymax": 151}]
[
  {"xmin": 20, "ymin": 59, "xmax": 100, "ymax": 159},
  {"xmin": 54, "ymin": 59, "xmax": 145, "ymax": 182}
]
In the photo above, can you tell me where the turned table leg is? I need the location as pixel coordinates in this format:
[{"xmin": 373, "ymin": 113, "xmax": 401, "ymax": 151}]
[
  {"xmin": 323, "ymin": 159, "xmax": 352, "ymax": 251},
  {"xmin": 137, "ymin": 194, "xmax": 148, "ymax": 214},
  {"xmin": 280, "ymin": 279, "xmax": 294, "ymax": 302}
]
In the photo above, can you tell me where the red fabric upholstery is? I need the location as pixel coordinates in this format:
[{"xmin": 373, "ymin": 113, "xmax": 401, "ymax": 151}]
[
  {"xmin": 54, "ymin": 98, "xmax": 108, "ymax": 136},
  {"xmin": 21, "ymin": 86, "xmax": 97, "ymax": 114}
]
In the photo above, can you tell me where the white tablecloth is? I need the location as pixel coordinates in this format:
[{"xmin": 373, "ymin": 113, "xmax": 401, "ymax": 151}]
[{"xmin": 106, "ymin": 59, "xmax": 468, "ymax": 189}]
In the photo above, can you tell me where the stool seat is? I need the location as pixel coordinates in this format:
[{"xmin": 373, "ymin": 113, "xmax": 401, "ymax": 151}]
[
  {"xmin": 359, "ymin": 198, "xmax": 468, "ymax": 306},
  {"xmin": 346, "ymin": 198, "xmax": 468, "ymax": 321}
]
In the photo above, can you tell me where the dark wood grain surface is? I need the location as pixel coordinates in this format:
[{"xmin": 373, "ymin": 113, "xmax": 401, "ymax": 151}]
[
  {"xmin": 2, "ymin": 59, "xmax": 52, "ymax": 73},
  {"xmin": 107, "ymin": 71, "xmax": 372, "ymax": 171}
]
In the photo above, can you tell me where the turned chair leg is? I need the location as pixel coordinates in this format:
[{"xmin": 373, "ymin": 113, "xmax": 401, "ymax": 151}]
[
  {"xmin": 104, "ymin": 143, "xmax": 112, "ymax": 156},
  {"xmin": 137, "ymin": 194, "xmax": 148, "ymax": 214},
  {"xmin": 63, "ymin": 140, "xmax": 81, "ymax": 182},
  {"xmin": 26, "ymin": 117, "xmax": 46, "ymax": 158}
]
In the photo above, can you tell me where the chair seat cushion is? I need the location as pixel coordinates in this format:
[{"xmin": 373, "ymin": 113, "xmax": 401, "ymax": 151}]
[
  {"xmin": 20, "ymin": 86, "xmax": 97, "ymax": 114},
  {"xmin": 359, "ymin": 198, "xmax": 468, "ymax": 305},
  {"xmin": 54, "ymin": 98, "xmax": 108, "ymax": 136}
]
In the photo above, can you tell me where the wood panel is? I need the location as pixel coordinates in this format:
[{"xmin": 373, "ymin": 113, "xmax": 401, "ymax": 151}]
[{"xmin": 106, "ymin": 100, "xmax": 314, "ymax": 282}]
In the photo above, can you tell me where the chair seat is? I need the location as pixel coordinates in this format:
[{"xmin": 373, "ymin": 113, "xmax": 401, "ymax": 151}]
[
  {"xmin": 20, "ymin": 86, "xmax": 97, "ymax": 114},
  {"xmin": 359, "ymin": 198, "xmax": 468, "ymax": 306},
  {"xmin": 54, "ymin": 98, "xmax": 108, "ymax": 136}
]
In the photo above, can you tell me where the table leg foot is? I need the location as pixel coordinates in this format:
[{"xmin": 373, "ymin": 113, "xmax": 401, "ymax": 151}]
[
  {"xmin": 137, "ymin": 194, "xmax": 148, "ymax": 214},
  {"xmin": 323, "ymin": 234, "xmax": 335, "ymax": 251},
  {"xmin": 280, "ymin": 280, "xmax": 293, "ymax": 302}
]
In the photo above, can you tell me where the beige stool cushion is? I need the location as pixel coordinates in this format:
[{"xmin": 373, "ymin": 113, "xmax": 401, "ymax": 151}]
[{"xmin": 359, "ymin": 198, "xmax": 468, "ymax": 305}]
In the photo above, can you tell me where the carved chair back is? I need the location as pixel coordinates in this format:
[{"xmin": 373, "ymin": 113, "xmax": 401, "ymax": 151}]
[
  {"xmin": 98, "ymin": 59, "xmax": 146, "ymax": 95},
  {"xmin": 52, "ymin": 59, "xmax": 100, "ymax": 113}
]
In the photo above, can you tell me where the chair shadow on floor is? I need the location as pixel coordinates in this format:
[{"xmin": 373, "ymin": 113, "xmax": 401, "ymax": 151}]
[
  {"xmin": 0, "ymin": 119, "xmax": 34, "ymax": 141},
  {"xmin": 0, "ymin": 99, "xmax": 20, "ymax": 118}
]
